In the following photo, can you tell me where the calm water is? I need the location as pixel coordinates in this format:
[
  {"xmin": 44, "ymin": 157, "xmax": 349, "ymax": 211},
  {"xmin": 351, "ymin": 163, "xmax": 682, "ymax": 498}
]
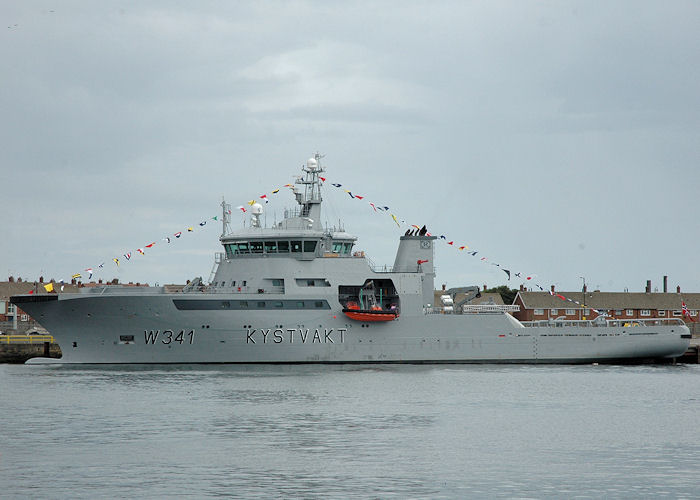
[{"xmin": 1, "ymin": 363, "xmax": 699, "ymax": 499}]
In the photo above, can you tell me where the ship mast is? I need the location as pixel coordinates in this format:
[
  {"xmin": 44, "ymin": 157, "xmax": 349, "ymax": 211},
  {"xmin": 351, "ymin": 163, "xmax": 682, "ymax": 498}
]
[
  {"xmin": 220, "ymin": 197, "xmax": 232, "ymax": 237},
  {"xmin": 293, "ymin": 153, "xmax": 324, "ymax": 229}
]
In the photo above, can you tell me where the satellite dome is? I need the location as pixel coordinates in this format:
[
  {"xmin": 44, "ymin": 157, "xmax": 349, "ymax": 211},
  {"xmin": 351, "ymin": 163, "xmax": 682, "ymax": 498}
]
[
  {"xmin": 250, "ymin": 202, "xmax": 263, "ymax": 215},
  {"xmin": 307, "ymin": 157, "xmax": 318, "ymax": 170}
]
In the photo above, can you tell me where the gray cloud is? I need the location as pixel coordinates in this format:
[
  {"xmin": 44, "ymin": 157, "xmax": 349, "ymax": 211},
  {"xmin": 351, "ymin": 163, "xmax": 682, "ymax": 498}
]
[{"xmin": 2, "ymin": 1, "xmax": 698, "ymax": 291}]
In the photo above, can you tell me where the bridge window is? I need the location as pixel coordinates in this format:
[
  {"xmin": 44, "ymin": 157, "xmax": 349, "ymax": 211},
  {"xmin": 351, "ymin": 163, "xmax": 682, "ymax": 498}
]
[
  {"xmin": 278, "ymin": 241, "xmax": 290, "ymax": 252},
  {"xmin": 291, "ymin": 241, "xmax": 302, "ymax": 252},
  {"xmin": 304, "ymin": 240, "xmax": 317, "ymax": 252},
  {"xmin": 264, "ymin": 241, "xmax": 277, "ymax": 253},
  {"xmin": 250, "ymin": 241, "xmax": 263, "ymax": 254},
  {"xmin": 332, "ymin": 241, "xmax": 343, "ymax": 253},
  {"xmin": 343, "ymin": 243, "xmax": 353, "ymax": 254}
]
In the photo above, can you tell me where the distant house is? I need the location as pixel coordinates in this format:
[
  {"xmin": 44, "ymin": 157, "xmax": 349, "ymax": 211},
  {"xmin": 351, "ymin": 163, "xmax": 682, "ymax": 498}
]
[
  {"xmin": 513, "ymin": 287, "xmax": 700, "ymax": 326},
  {"xmin": 0, "ymin": 276, "xmax": 148, "ymax": 333},
  {"xmin": 0, "ymin": 278, "xmax": 76, "ymax": 333}
]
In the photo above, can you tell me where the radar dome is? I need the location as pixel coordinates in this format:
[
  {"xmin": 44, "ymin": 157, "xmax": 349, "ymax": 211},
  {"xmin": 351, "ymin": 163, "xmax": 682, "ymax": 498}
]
[
  {"xmin": 307, "ymin": 157, "xmax": 318, "ymax": 170},
  {"xmin": 250, "ymin": 202, "xmax": 263, "ymax": 215}
]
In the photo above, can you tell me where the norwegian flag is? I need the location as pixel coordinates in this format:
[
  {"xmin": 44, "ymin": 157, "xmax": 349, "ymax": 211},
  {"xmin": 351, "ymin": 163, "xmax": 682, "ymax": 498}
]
[{"xmin": 682, "ymin": 301, "xmax": 696, "ymax": 322}]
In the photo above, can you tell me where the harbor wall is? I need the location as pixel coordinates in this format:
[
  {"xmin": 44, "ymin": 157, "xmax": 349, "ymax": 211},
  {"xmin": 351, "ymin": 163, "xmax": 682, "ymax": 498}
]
[{"xmin": 0, "ymin": 342, "xmax": 62, "ymax": 363}]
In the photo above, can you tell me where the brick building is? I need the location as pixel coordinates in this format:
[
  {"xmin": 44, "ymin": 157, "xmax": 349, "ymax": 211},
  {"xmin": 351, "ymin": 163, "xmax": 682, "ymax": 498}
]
[
  {"xmin": 0, "ymin": 277, "xmax": 149, "ymax": 334},
  {"xmin": 513, "ymin": 285, "xmax": 700, "ymax": 329}
]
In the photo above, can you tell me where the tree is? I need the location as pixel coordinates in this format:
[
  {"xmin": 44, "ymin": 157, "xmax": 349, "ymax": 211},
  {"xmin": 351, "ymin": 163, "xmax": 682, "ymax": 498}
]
[{"xmin": 484, "ymin": 285, "xmax": 518, "ymax": 305}]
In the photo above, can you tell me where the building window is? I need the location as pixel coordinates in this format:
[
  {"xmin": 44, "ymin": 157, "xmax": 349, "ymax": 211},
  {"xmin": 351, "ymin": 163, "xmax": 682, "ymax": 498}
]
[
  {"xmin": 21, "ymin": 314, "xmax": 28, "ymax": 321},
  {"xmin": 626, "ymin": 309, "xmax": 633, "ymax": 316},
  {"xmin": 584, "ymin": 309, "xmax": 591, "ymax": 316},
  {"xmin": 658, "ymin": 310, "xmax": 666, "ymax": 316},
  {"xmin": 534, "ymin": 309, "xmax": 544, "ymax": 315},
  {"xmin": 640, "ymin": 309, "xmax": 651, "ymax": 316},
  {"xmin": 614, "ymin": 310, "xmax": 622, "ymax": 315},
  {"xmin": 673, "ymin": 310, "xmax": 682, "ymax": 317},
  {"xmin": 565, "ymin": 309, "xmax": 575, "ymax": 315},
  {"xmin": 7, "ymin": 304, "xmax": 16, "ymax": 314},
  {"xmin": 551, "ymin": 309, "xmax": 558, "ymax": 315},
  {"xmin": 692, "ymin": 311, "xmax": 698, "ymax": 317}
]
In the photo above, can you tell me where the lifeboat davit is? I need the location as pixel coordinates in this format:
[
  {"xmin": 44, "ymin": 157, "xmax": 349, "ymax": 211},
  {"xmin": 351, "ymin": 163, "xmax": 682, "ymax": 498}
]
[{"xmin": 342, "ymin": 302, "xmax": 398, "ymax": 322}]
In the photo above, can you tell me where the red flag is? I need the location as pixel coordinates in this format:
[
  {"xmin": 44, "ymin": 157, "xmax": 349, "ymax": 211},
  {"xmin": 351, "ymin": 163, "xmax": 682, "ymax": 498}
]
[
  {"xmin": 28, "ymin": 290, "xmax": 34, "ymax": 294},
  {"xmin": 447, "ymin": 241, "xmax": 454, "ymax": 245},
  {"xmin": 145, "ymin": 242, "xmax": 155, "ymax": 248},
  {"xmin": 320, "ymin": 177, "xmax": 326, "ymax": 181},
  {"xmin": 417, "ymin": 259, "xmax": 429, "ymax": 265}
]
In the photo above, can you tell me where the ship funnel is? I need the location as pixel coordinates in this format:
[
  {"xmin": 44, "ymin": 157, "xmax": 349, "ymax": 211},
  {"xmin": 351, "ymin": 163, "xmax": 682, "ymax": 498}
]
[{"xmin": 393, "ymin": 234, "xmax": 437, "ymax": 307}]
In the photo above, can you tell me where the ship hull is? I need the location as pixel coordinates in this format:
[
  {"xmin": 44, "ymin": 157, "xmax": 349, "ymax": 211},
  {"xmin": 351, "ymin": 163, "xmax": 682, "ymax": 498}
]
[{"xmin": 12, "ymin": 293, "xmax": 690, "ymax": 364}]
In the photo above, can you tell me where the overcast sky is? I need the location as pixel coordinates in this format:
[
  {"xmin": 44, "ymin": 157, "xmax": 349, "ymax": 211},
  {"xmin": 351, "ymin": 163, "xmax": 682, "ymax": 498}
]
[{"xmin": 2, "ymin": 1, "xmax": 698, "ymax": 294}]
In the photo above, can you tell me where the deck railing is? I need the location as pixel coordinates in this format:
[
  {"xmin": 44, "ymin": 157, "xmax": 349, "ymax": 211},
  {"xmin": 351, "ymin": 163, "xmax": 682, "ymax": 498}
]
[{"xmin": 521, "ymin": 318, "xmax": 686, "ymax": 328}]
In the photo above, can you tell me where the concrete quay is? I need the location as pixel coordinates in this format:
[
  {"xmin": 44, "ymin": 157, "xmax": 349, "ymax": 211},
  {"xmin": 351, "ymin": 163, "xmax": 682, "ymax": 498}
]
[{"xmin": 0, "ymin": 335, "xmax": 62, "ymax": 363}]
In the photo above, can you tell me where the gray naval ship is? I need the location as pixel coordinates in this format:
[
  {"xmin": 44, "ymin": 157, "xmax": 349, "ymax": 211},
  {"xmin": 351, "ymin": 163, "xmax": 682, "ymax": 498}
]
[{"xmin": 12, "ymin": 154, "xmax": 690, "ymax": 364}]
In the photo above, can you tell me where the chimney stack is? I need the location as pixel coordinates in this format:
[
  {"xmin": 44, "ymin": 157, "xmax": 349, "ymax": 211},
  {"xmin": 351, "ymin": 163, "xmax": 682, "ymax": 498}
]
[
  {"xmin": 645, "ymin": 280, "xmax": 651, "ymax": 293},
  {"xmin": 483, "ymin": 284, "xmax": 487, "ymax": 292},
  {"xmin": 551, "ymin": 285, "xmax": 555, "ymax": 293},
  {"xmin": 519, "ymin": 284, "xmax": 524, "ymax": 291},
  {"xmin": 663, "ymin": 275, "xmax": 668, "ymax": 293},
  {"xmin": 677, "ymin": 285, "xmax": 681, "ymax": 293},
  {"xmin": 442, "ymin": 284, "xmax": 446, "ymax": 291}
]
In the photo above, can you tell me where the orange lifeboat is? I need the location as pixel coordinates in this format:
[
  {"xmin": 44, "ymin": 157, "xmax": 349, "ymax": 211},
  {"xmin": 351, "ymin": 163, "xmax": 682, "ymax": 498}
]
[{"xmin": 342, "ymin": 301, "xmax": 398, "ymax": 322}]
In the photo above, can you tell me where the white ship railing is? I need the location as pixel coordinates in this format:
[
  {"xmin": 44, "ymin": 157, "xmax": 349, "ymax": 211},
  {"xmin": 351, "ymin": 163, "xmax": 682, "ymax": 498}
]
[
  {"xmin": 462, "ymin": 305, "xmax": 520, "ymax": 314},
  {"xmin": 521, "ymin": 318, "xmax": 686, "ymax": 328},
  {"xmin": 180, "ymin": 285, "xmax": 287, "ymax": 295},
  {"xmin": 425, "ymin": 305, "xmax": 517, "ymax": 315}
]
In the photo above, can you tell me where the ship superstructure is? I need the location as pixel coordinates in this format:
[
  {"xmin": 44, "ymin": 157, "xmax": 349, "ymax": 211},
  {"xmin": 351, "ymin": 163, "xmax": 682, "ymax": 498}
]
[{"xmin": 12, "ymin": 154, "xmax": 690, "ymax": 363}]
